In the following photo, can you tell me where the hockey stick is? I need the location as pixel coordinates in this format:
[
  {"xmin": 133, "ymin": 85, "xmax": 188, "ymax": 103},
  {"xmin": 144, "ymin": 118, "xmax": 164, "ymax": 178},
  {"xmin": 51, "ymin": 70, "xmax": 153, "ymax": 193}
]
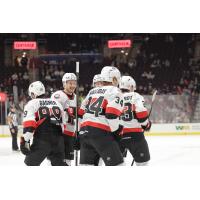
[
  {"xmin": 131, "ymin": 90, "xmax": 157, "ymax": 166},
  {"xmin": 75, "ymin": 62, "xmax": 79, "ymax": 166},
  {"xmin": 148, "ymin": 90, "xmax": 157, "ymax": 118}
]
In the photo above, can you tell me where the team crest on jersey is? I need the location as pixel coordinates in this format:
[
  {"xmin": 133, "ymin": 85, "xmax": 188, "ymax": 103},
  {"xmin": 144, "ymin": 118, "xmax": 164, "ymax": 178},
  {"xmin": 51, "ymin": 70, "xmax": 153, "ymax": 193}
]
[{"xmin": 54, "ymin": 94, "xmax": 60, "ymax": 99}]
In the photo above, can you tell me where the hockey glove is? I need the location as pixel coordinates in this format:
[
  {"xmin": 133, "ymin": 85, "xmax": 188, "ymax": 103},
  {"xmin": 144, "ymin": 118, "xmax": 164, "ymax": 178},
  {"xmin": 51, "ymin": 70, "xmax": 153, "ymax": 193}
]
[
  {"xmin": 142, "ymin": 121, "xmax": 152, "ymax": 132},
  {"xmin": 67, "ymin": 107, "xmax": 76, "ymax": 118},
  {"xmin": 67, "ymin": 116, "xmax": 75, "ymax": 125},
  {"xmin": 66, "ymin": 107, "xmax": 76, "ymax": 125},
  {"xmin": 112, "ymin": 125, "xmax": 123, "ymax": 142},
  {"xmin": 20, "ymin": 137, "xmax": 31, "ymax": 155}
]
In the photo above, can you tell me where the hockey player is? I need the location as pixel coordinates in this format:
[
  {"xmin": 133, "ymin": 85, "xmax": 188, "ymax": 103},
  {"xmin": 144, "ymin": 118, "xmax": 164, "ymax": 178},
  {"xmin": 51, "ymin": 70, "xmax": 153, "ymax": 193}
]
[
  {"xmin": 51, "ymin": 73, "xmax": 77, "ymax": 165},
  {"xmin": 79, "ymin": 66, "xmax": 124, "ymax": 166},
  {"xmin": 79, "ymin": 74, "xmax": 102, "ymax": 116},
  {"xmin": 119, "ymin": 76, "xmax": 151, "ymax": 166},
  {"xmin": 92, "ymin": 74, "xmax": 103, "ymax": 165},
  {"xmin": 20, "ymin": 81, "xmax": 67, "ymax": 166}
]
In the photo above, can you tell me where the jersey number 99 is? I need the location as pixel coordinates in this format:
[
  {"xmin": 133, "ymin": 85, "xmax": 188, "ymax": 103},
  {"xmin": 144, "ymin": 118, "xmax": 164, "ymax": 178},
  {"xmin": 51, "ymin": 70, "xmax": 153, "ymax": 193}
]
[{"xmin": 38, "ymin": 106, "xmax": 62, "ymax": 121}]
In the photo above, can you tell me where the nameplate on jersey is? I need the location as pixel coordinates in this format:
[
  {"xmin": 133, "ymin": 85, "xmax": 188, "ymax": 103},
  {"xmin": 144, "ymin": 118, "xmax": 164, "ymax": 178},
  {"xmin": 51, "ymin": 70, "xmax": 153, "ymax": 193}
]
[
  {"xmin": 124, "ymin": 96, "xmax": 133, "ymax": 101},
  {"xmin": 39, "ymin": 100, "xmax": 56, "ymax": 106},
  {"xmin": 90, "ymin": 89, "xmax": 106, "ymax": 95}
]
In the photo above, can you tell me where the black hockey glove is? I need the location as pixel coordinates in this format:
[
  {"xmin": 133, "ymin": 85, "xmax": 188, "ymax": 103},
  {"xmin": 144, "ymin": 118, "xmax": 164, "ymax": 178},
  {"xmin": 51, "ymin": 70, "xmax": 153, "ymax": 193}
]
[
  {"xmin": 20, "ymin": 137, "xmax": 31, "ymax": 155},
  {"xmin": 112, "ymin": 125, "xmax": 123, "ymax": 142},
  {"xmin": 67, "ymin": 115, "xmax": 75, "ymax": 125},
  {"xmin": 142, "ymin": 121, "xmax": 152, "ymax": 132}
]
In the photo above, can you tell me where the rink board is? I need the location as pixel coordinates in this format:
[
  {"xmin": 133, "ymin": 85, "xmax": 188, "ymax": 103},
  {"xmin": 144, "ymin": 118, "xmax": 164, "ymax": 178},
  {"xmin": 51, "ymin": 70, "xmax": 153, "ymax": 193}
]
[
  {"xmin": 145, "ymin": 123, "xmax": 200, "ymax": 136},
  {"xmin": 1, "ymin": 123, "xmax": 200, "ymax": 137},
  {"xmin": 0, "ymin": 125, "xmax": 23, "ymax": 137}
]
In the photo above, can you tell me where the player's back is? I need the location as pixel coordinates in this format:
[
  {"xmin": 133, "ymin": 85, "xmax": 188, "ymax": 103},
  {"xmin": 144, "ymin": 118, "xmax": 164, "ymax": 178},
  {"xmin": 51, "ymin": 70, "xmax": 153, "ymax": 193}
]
[
  {"xmin": 23, "ymin": 98, "xmax": 65, "ymax": 137},
  {"xmin": 121, "ymin": 91, "xmax": 148, "ymax": 134},
  {"xmin": 80, "ymin": 85, "xmax": 123, "ymax": 132}
]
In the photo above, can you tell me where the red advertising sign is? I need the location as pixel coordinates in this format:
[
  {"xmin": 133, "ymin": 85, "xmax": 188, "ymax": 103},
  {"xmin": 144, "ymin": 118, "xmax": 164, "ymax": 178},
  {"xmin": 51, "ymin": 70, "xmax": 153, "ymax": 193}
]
[
  {"xmin": 13, "ymin": 41, "xmax": 37, "ymax": 50},
  {"xmin": 0, "ymin": 93, "xmax": 7, "ymax": 102},
  {"xmin": 108, "ymin": 40, "xmax": 132, "ymax": 48}
]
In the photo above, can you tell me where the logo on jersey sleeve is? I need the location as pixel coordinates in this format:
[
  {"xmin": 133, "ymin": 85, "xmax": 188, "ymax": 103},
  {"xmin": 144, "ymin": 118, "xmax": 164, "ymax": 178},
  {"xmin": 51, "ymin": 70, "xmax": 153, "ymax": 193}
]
[{"xmin": 54, "ymin": 94, "xmax": 60, "ymax": 99}]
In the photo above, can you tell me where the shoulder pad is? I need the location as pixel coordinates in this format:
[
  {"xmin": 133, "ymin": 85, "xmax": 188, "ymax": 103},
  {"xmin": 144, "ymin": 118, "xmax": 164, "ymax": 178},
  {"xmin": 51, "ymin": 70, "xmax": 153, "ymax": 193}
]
[
  {"xmin": 134, "ymin": 92, "xmax": 145, "ymax": 102},
  {"xmin": 25, "ymin": 98, "xmax": 39, "ymax": 109}
]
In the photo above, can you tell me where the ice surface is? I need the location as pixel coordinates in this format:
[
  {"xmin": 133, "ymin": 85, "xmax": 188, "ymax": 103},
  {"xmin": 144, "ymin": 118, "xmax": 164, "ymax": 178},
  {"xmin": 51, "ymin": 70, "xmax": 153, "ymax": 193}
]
[{"xmin": 1, "ymin": 135, "xmax": 200, "ymax": 166}]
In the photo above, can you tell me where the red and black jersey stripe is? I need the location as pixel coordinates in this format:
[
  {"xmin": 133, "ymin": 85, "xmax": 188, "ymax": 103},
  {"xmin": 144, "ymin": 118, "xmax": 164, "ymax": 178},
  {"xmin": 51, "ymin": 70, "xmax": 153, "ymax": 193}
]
[
  {"xmin": 135, "ymin": 111, "xmax": 148, "ymax": 123},
  {"xmin": 105, "ymin": 107, "xmax": 121, "ymax": 119},
  {"xmin": 81, "ymin": 121, "xmax": 111, "ymax": 132}
]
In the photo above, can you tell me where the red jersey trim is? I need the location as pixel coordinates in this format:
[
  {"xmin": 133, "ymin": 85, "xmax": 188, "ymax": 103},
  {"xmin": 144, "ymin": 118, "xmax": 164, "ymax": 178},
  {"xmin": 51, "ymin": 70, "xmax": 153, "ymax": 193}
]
[
  {"xmin": 106, "ymin": 107, "xmax": 121, "ymax": 116},
  {"xmin": 136, "ymin": 111, "xmax": 148, "ymax": 119},
  {"xmin": 34, "ymin": 112, "xmax": 39, "ymax": 119},
  {"xmin": 81, "ymin": 121, "xmax": 111, "ymax": 132},
  {"xmin": 123, "ymin": 128, "xmax": 143, "ymax": 133},
  {"xmin": 102, "ymin": 99, "xmax": 108, "ymax": 109},
  {"xmin": 37, "ymin": 118, "xmax": 46, "ymax": 127},
  {"xmin": 23, "ymin": 118, "xmax": 47, "ymax": 129},
  {"xmin": 23, "ymin": 120, "xmax": 37, "ymax": 128},
  {"xmin": 64, "ymin": 130, "xmax": 75, "ymax": 137}
]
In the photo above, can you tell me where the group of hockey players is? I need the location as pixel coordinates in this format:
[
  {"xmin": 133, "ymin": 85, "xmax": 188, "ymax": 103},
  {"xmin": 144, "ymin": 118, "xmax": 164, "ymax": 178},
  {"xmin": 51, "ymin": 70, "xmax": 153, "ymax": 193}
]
[{"xmin": 20, "ymin": 66, "xmax": 151, "ymax": 166}]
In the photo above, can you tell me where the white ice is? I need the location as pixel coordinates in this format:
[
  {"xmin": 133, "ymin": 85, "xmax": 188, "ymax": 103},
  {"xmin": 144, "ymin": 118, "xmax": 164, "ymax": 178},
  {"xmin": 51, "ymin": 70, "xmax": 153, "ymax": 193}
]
[{"xmin": 1, "ymin": 135, "xmax": 200, "ymax": 166}]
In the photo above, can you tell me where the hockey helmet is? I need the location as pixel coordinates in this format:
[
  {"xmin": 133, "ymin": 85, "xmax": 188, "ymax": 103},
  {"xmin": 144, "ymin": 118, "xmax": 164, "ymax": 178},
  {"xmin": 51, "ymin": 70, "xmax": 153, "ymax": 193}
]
[
  {"xmin": 62, "ymin": 73, "xmax": 77, "ymax": 84},
  {"xmin": 100, "ymin": 66, "xmax": 121, "ymax": 85},
  {"xmin": 28, "ymin": 81, "xmax": 45, "ymax": 98},
  {"xmin": 120, "ymin": 76, "xmax": 136, "ymax": 91}
]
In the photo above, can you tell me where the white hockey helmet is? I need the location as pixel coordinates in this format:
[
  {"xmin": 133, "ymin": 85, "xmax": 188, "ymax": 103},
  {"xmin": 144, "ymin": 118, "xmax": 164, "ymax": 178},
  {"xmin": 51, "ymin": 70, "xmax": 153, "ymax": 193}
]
[
  {"xmin": 93, "ymin": 74, "xmax": 102, "ymax": 86},
  {"xmin": 120, "ymin": 76, "xmax": 136, "ymax": 91},
  {"xmin": 62, "ymin": 73, "xmax": 77, "ymax": 84},
  {"xmin": 100, "ymin": 66, "xmax": 121, "ymax": 85},
  {"xmin": 28, "ymin": 81, "xmax": 45, "ymax": 98}
]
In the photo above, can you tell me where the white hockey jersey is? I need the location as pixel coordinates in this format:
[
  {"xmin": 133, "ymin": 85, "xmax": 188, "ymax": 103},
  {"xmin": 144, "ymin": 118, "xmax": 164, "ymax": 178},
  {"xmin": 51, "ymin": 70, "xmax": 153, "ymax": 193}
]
[
  {"xmin": 121, "ymin": 92, "xmax": 149, "ymax": 135},
  {"xmin": 23, "ymin": 98, "xmax": 65, "ymax": 134},
  {"xmin": 80, "ymin": 86, "xmax": 123, "ymax": 132},
  {"xmin": 51, "ymin": 90, "xmax": 76, "ymax": 136}
]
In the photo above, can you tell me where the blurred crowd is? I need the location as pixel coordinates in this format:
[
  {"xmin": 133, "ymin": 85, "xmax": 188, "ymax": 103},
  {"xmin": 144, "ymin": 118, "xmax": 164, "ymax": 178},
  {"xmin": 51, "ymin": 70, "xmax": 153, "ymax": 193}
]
[
  {"xmin": 117, "ymin": 34, "xmax": 200, "ymax": 96},
  {"xmin": 0, "ymin": 34, "xmax": 200, "ymax": 124}
]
